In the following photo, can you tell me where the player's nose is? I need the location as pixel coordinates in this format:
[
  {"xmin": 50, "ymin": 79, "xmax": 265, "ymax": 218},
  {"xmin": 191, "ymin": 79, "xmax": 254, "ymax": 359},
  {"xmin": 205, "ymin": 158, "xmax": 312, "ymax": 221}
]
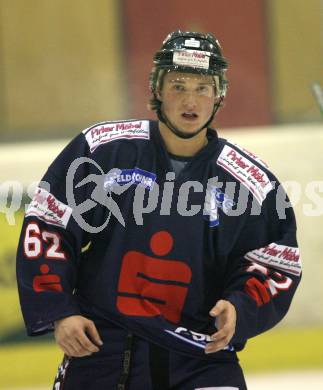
[{"xmin": 182, "ymin": 91, "xmax": 197, "ymax": 108}]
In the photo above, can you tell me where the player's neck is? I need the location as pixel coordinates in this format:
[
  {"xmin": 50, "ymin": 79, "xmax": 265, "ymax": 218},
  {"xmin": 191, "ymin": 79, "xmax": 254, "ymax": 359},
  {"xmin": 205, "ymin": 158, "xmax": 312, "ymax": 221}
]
[{"xmin": 158, "ymin": 122, "xmax": 208, "ymax": 157}]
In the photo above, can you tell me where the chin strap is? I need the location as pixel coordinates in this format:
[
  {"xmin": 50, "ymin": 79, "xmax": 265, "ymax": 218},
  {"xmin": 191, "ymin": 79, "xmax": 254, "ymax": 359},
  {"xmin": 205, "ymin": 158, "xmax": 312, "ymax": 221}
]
[{"xmin": 157, "ymin": 97, "xmax": 223, "ymax": 139}]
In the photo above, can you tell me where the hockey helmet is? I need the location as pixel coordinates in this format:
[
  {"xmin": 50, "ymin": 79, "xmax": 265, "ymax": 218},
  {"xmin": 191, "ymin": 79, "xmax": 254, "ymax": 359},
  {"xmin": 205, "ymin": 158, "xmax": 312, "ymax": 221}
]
[{"xmin": 150, "ymin": 30, "xmax": 228, "ymax": 99}]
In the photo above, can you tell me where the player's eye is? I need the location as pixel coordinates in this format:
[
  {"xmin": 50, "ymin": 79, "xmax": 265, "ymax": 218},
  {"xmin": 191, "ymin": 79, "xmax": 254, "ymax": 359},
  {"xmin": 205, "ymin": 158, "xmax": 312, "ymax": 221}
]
[
  {"xmin": 171, "ymin": 84, "xmax": 185, "ymax": 92},
  {"xmin": 196, "ymin": 85, "xmax": 211, "ymax": 95}
]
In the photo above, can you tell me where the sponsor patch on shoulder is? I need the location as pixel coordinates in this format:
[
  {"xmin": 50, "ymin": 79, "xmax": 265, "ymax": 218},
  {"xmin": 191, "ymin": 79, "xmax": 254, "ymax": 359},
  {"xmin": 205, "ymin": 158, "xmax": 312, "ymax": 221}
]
[
  {"xmin": 245, "ymin": 243, "xmax": 302, "ymax": 276},
  {"xmin": 217, "ymin": 145, "xmax": 273, "ymax": 204},
  {"xmin": 228, "ymin": 141, "xmax": 269, "ymax": 168},
  {"xmin": 26, "ymin": 187, "xmax": 72, "ymax": 228},
  {"xmin": 83, "ymin": 120, "xmax": 150, "ymax": 152}
]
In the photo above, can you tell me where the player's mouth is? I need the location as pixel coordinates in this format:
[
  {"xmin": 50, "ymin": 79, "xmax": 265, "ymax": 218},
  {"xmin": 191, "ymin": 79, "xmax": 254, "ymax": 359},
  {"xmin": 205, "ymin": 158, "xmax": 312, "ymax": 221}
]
[{"xmin": 181, "ymin": 112, "xmax": 198, "ymax": 121}]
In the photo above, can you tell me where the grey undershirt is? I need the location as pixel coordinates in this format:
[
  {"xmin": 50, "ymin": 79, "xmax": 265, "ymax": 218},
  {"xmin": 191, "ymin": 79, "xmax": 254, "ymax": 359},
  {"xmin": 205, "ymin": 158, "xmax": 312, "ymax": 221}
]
[{"xmin": 169, "ymin": 157, "xmax": 189, "ymax": 177}]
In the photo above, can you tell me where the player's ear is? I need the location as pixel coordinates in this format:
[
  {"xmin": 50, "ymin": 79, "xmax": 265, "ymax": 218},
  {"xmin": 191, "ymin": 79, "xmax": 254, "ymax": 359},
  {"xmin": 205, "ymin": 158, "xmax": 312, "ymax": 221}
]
[{"xmin": 156, "ymin": 89, "xmax": 162, "ymax": 101}]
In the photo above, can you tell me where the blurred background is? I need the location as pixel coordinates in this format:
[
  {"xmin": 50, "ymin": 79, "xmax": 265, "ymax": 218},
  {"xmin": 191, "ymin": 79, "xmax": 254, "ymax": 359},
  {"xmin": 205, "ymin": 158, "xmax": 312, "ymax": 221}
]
[{"xmin": 0, "ymin": 0, "xmax": 322, "ymax": 389}]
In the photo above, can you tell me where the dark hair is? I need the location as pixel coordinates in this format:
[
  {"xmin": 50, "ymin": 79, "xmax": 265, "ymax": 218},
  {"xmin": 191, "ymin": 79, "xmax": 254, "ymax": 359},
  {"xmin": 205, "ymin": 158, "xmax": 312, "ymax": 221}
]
[{"xmin": 148, "ymin": 68, "xmax": 165, "ymax": 112}]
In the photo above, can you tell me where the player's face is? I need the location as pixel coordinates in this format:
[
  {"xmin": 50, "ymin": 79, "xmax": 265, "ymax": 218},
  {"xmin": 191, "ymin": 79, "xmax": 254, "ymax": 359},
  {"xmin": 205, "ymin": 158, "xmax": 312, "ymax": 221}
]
[{"xmin": 158, "ymin": 72, "xmax": 217, "ymax": 135}]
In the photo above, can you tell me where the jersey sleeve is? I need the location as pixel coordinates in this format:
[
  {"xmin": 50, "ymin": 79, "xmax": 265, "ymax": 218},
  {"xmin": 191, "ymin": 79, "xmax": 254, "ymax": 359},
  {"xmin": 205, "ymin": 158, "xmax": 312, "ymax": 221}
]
[
  {"xmin": 222, "ymin": 179, "xmax": 302, "ymax": 349},
  {"xmin": 16, "ymin": 133, "xmax": 95, "ymax": 336}
]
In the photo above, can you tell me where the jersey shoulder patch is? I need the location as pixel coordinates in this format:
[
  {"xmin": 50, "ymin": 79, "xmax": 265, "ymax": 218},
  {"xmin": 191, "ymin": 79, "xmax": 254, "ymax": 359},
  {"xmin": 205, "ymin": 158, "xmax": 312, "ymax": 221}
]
[
  {"xmin": 245, "ymin": 243, "xmax": 302, "ymax": 276},
  {"xmin": 227, "ymin": 140, "xmax": 269, "ymax": 168},
  {"xmin": 26, "ymin": 187, "xmax": 72, "ymax": 229},
  {"xmin": 82, "ymin": 119, "xmax": 150, "ymax": 152},
  {"xmin": 216, "ymin": 141, "xmax": 273, "ymax": 205}
]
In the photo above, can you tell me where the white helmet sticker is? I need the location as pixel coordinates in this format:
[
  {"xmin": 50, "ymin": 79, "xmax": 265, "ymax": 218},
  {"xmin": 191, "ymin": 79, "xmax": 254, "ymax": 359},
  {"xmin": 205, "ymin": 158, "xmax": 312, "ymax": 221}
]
[
  {"xmin": 184, "ymin": 38, "xmax": 201, "ymax": 48},
  {"xmin": 173, "ymin": 50, "xmax": 210, "ymax": 69}
]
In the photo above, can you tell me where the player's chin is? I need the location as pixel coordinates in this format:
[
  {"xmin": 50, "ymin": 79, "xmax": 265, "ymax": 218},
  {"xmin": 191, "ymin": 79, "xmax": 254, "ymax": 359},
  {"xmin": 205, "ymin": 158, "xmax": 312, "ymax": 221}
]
[{"xmin": 177, "ymin": 121, "xmax": 203, "ymax": 134}]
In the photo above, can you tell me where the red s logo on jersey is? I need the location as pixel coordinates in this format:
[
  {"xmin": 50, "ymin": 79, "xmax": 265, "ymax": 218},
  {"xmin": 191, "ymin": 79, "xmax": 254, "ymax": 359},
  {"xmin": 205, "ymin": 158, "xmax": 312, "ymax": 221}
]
[{"xmin": 117, "ymin": 231, "xmax": 192, "ymax": 324}]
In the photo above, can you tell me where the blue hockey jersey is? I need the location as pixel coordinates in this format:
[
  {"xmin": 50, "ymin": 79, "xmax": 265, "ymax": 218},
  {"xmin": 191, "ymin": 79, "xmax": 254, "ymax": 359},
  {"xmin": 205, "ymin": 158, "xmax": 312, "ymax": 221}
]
[{"xmin": 16, "ymin": 119, "xmax": 302, "ymax": 360}]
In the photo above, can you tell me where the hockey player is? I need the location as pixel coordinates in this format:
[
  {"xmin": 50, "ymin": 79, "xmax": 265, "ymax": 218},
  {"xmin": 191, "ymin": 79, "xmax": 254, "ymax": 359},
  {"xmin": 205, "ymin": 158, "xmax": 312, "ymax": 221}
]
[{"xmin": 16, "ymin": 31, "xmax": 302, "ymax": 389}]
